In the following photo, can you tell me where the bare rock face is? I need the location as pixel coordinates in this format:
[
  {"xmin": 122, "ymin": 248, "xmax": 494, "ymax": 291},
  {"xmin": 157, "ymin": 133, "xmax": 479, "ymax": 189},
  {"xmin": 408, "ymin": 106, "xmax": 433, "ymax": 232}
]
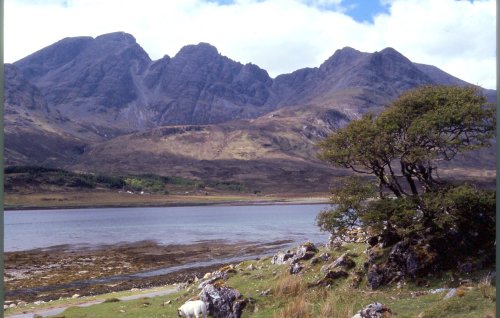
[
  {"xmin": 4, "ymin": 64, "xmax": 49, "ymax": 112},
  {"xmin": 199, "ymin": 283, "xmax": 246, "ymax": 318},
  {"xmin": 144, "ymin": 43, "xmax": 275, "ymax": 126},
  {"xmin": 14, "ymin": 34, "xmax": 276, "ymax": 131}
]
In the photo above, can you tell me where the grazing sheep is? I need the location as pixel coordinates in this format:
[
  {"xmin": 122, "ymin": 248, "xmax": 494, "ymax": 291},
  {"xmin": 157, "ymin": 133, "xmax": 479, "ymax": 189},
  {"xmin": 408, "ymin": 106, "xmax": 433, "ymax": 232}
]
[{"xmin": 177, "ymin": 300, "xmax": 207, "ymax": 318}]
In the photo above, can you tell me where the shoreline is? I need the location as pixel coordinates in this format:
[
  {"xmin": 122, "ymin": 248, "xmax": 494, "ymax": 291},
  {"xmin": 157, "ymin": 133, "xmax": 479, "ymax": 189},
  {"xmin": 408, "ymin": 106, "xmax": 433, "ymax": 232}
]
[
  {"xmin": 4, "ymin": 196, "xmax": 331, "ymax": 211},
  {"xmin": 4, "ymin": 239, "xmax": 294, "ymax": 303}
]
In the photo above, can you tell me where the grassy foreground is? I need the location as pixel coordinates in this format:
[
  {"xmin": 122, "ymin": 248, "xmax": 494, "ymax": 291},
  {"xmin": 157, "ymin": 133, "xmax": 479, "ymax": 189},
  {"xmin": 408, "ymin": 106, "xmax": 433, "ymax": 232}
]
[{"xmin": 13, "ymin": 243, "xmax": 495, "ymax": 318}]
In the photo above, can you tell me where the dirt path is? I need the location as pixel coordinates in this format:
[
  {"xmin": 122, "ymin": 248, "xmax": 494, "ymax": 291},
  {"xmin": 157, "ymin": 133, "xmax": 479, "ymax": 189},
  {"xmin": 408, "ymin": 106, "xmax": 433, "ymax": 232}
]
[{"xmin": 6, "ymin": 287, "xmax": 177, "ymax": 318}]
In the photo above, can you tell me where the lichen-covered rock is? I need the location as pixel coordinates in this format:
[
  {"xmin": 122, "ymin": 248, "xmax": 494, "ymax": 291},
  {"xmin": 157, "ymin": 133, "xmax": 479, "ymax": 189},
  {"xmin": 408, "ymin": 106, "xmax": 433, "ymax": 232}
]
[
  {"xmin": 198, "ymin": 270, "xmax": 229, "ymax": 289},
  {"xmin": 199, "ymin": 283, "xmax": 246, "ymax": 318},
  {"xmin": 365, "ymin": 236, "xmax": 440, "ymax": 289},
  {"xmin": 352, "ymin": 302, "xmax": 392, "ymax": 318},
  {"xmin": 271, "ymin": 251, "xmax": 295, "ymax": 265},
  {"xmin": 290, "ymin": 262, "xmax": 303, "ymax": 275},
  {"xmin": 272, "ymin": 242, "xmax": 318, "ymax": 265},
  {"xmin": 321, "ymin": 253, "xmax": 356, "ymax": 273},
  {"xmin": 295, "ymin": 242, "xmax": 318, "ymax": 259}
]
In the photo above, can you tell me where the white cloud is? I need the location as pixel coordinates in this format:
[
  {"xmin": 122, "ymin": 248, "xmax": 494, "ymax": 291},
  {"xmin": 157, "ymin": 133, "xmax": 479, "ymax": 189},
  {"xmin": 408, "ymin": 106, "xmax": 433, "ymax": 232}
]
[{"xmin": 5, "ymin": 0, "xmax": 496, "ymax": 89}]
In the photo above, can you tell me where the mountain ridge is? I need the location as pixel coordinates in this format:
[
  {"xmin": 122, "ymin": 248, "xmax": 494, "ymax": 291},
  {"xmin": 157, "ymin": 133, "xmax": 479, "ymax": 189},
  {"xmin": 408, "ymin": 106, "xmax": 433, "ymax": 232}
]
[{"xmin": 5, "ymin": 32, "xmax": 495, "ymax": 191}]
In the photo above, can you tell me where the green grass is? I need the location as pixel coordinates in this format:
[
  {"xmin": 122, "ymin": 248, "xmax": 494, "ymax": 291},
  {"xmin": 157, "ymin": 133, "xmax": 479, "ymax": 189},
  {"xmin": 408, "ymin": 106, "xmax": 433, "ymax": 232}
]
[{"xmin": 41, "ymin": 244, "xmax": 495, "ymax": 318}]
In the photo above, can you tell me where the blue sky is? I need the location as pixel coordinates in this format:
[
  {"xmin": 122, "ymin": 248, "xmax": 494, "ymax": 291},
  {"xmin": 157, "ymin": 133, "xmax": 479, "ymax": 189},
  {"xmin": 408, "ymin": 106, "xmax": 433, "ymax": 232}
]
[
  {"xmin": 340, "ymin": 0, "xmax": 390, "ymax": 22},
  {"xmin": 5, "ymin": 0, "xmax": 496, "ymax": 89},
  {"xmin": 206, "ymin": 0, "xmax": 391, "ymax": 23}
]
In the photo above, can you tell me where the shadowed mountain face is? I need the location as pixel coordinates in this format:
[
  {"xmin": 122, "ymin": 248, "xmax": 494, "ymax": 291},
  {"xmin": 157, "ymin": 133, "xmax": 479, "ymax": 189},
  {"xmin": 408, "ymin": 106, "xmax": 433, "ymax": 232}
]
[{"xmin": 5, "ymin": 32, "xmax": 495, "ymax": 191}]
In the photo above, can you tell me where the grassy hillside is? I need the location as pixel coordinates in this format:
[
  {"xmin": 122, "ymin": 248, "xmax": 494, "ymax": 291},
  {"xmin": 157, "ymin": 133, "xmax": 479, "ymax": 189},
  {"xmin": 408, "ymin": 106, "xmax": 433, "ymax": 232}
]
[{"xmin": 11, "ymin": 242, "xmax": 494, "ymax": 318}]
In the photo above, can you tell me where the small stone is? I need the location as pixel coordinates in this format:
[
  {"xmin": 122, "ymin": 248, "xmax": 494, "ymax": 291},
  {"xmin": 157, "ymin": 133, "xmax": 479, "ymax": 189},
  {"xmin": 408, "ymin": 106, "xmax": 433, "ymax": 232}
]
[
  {"xmin": 72, "ymin": 294, "xmax": 80, "ymax": 299},
  {"xmin": 352, "ymin": 302, "xmax": 392, "ymax": 318},
  {"xmin": 246, "ymin": 264, "xmax": 255, "ymax": 270},
  {"xmin": 164, "ymin": 300, "xmax": 171, "ymax": 305},
  {"xmin": 203, "ymin": 272, "xmax": 212, "ymax": 279},
  {"xmin": 444, "ymin": 288, "xmax": 457, "ymax": 299},
  {"xmin": 260, "ymin": 288, "xmax": 271, "ymax": 296},
  {"xmin": 290, "ymin": 262, "xmax": 303, "ymax": 275}
]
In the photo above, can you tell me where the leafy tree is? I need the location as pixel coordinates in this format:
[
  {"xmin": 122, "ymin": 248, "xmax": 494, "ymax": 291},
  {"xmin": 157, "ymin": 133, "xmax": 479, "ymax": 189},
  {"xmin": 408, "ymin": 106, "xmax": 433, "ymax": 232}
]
[
  {"xmin": 318, "ymin": 85, "xmax": 495, "ymax": 197},
  {"xmin": 317, "ymin": 85, "xmax": 495, "ymax": 249}
]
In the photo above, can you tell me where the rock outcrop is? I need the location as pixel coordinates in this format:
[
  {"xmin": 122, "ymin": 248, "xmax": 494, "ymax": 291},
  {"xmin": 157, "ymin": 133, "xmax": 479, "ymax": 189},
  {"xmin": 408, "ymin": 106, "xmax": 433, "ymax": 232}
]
[
  {"xmin": 199, "ymin": 283, "xmax": 246, "ymax": 318},
  {"xmin": 271, "ymin": 242, "xmax": 319, "ymax": 266}
]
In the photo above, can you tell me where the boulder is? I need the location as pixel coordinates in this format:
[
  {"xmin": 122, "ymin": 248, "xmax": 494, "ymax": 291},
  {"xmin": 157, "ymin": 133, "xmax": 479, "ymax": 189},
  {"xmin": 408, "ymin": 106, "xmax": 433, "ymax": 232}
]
[
  {"xmin": 352, "ymin": 302, "xmax": 392, "ymax": 318},
  {"xmin": 321, "ymin": 253, "xmax": 355, "ymax": 273},
  {"xmin": 271, "ymin": 251, "xmax": 295, "ymax": 265},
  {"xmin": 367, "ymin": 265, "xmax": 385, "ymax": 290},
  {"xmin": 294, "ymin": 242, "xmax": 318, "ymax": 260},
  {"xmin": 200, "ymin": 283, "xmax": 246, "ymax": 318},
  {"xmin": 198, "ymin": 271, "xmax": 228, "ymax": 289},
  {"xmin": 272, "ymin": 242, "xmax": 318, "ymax": 265}
]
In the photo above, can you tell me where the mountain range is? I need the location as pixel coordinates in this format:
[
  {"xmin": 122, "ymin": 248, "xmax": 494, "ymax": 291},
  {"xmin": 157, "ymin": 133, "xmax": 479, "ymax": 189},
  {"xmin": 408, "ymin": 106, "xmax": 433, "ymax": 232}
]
[{"xmin": 5, "ymin": 32, "xmax": 495, "ymax": 192}]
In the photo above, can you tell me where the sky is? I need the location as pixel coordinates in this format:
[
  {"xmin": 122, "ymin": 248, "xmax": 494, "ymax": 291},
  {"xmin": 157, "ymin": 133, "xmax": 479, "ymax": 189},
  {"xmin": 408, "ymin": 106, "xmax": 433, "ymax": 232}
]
[{"xmin": 5, "ymin": 0, "xmax": 496, "ymax": 89}]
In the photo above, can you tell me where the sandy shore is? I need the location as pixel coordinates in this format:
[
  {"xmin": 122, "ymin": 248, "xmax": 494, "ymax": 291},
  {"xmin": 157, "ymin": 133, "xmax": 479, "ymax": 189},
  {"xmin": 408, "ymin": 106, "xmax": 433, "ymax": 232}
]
[
  {"xmin": 4, "ymin": 239, "xmax": 291, "ymax": 303},
  {"xmin": 4, "ymin": 191, "xmax": 330, "ymax": 211}
]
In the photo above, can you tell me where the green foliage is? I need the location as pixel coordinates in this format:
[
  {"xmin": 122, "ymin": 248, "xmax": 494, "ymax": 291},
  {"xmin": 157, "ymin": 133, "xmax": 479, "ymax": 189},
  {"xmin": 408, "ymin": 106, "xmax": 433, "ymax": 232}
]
[
  {"xmin": 316, "ymin": 176, "xmax": 376, "ymax": 238},
  {"xmin": 4, "ymin": 165, "xmax": 62, "ymax": 174},
  {"xmin": 362, "ymin": 197, "xmax": 419, "ymax": 236},
  {"xmin": 124, "ymin": 176, "xmax": 166, "ymax": 194},
  {"xmin": 317, "ymin": 86, "xmax": 496, "ymax": 272},
  {"xmin": 318, "ymin": 85, "xmax": 495, "ymax": 197},
  {"xmin": 421, "ymin": 184, "xmax": 496, "ymax": 258},
  {"xmin": 95, "ymin": 174, "xmax": 126, "ymax": 189},
  {"xmin": 209, "ymin": 181, "xmax": 246, "ymax": 192}
]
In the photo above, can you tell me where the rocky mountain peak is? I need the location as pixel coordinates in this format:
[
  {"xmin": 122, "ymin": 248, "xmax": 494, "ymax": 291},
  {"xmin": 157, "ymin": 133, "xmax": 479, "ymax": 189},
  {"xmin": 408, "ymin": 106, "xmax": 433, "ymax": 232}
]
[
  {"xmin": 14, "ymin": 36, "xmax": 93, "ymax": 80},
  {"xmin": 94, "ymin": 31, "xmax": 137, "ymax": 45},
  {"xmin": 174, "ymin": 42, "xmax": 220, "ymax": 60},
  {"xmin": 319, "ymin": 46, "xmax": 365, "ymax": 72}
]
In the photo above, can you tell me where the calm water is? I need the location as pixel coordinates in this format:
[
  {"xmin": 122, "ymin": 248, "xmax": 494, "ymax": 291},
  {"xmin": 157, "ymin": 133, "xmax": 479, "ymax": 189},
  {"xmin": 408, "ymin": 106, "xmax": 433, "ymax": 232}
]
[{"xmin": 4, "ymin": 204, "xmax": 331, "ymax": 252}]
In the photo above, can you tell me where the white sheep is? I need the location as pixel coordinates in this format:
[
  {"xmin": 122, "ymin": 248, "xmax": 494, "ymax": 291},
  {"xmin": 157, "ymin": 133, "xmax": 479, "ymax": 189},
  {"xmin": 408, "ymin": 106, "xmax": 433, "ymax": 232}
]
[{"xmin": 177, "ymin": 300, "xmax": 207, "ymax": 318}]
